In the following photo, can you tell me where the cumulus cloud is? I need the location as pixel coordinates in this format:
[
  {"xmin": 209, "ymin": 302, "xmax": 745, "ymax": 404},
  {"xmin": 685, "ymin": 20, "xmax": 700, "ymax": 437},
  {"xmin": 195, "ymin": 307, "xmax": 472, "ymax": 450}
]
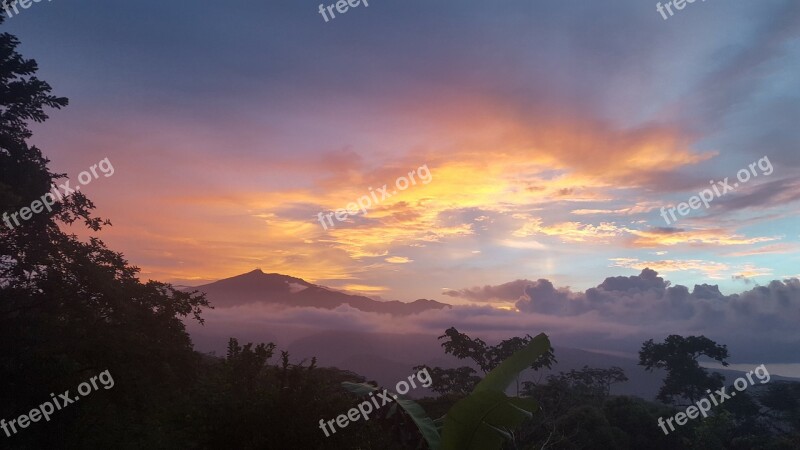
[
  {"xmin": 441, "ymin": 269, "xmax": 800, "ymax": 362},
  {"xmin": 188, "ymin": 269, "xmax": 800, "ymax": 364},
  {"xmin": 508, "ymin": 268, "xmax": 799, "ymax": 327},
  {"xmin": 443, "ymin": 280, "xmax": 531, "ymax": 303},
  {"xmin": 517, "ymin": 279, "xmax": 576, "ymax": 315}
]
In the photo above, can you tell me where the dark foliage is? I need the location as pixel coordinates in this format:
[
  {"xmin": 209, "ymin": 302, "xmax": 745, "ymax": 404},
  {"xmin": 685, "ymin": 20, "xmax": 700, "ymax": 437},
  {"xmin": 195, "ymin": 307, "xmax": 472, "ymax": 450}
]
[{"xmin": 639, "ymin": 335, "xmax": 729, "ymax": 405}]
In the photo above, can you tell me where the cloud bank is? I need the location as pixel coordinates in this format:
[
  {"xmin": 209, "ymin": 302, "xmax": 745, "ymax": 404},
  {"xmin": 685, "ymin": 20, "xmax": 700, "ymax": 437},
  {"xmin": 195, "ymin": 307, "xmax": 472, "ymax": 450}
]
[{"xmin": 187, "ymin": 270, "xmax": 800, "ymax": 364}]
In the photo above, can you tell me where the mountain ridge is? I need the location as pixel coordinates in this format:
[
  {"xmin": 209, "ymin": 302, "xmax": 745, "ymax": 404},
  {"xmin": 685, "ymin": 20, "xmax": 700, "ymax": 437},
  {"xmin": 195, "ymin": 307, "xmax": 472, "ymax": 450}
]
[{"xmin": 187, "ymin": 269, "xmax": 450, "ymax": 315}]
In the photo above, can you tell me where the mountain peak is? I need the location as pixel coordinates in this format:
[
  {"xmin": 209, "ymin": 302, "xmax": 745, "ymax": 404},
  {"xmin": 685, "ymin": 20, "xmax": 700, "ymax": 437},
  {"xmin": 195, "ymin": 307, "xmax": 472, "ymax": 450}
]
[{"xmin": 193, "ymin": 270, "xmax": 450, "ymax": 315}]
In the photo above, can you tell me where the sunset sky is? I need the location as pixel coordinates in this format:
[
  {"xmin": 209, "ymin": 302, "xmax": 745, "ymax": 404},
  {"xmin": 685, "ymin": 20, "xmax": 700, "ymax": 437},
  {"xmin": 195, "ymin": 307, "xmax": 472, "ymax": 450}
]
[{"xmin": 7, "ymin": 0, "xmax": 799, "ymax": 305}]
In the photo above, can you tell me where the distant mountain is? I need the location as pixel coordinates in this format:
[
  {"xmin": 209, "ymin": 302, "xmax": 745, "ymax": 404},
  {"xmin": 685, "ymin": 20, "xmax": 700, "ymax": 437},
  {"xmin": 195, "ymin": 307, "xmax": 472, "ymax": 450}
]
[{"xmin": 188, "ymin": 269, "xmax": 450, "ymax": 315}]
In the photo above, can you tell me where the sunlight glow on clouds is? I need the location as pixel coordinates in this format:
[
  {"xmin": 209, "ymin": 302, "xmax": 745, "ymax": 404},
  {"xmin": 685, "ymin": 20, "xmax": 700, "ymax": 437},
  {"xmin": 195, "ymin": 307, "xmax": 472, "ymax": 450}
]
[{"xmin": 25, "ymin": 0, "xmax": 799, "ymax": 300}]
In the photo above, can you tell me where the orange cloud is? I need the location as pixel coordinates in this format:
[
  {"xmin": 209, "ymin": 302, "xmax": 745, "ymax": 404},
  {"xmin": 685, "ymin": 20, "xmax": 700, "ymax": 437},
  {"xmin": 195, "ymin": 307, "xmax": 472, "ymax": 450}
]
[
  {"xmin": 609, "ymin": 257, "xmax": 773, "ymax": 280},
  {"xmin": 627, "ymin": 228, "xmax": 778, "ymax": 248},
  {"xmin": 386, "ymin": 256, "xmax": 413, "ymax": 264},
  {"xmin": 609, "ymin": 258, "xmax": 731, "ymax": 279},
  {"xmin": 77, "ymin": 90, "xmax": 730, "ymax": 288}
]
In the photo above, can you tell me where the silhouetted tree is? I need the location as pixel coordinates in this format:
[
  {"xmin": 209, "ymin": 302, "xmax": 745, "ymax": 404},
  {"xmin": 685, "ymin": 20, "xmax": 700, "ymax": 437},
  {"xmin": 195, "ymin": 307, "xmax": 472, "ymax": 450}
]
[
  {"xmin": 0, "ymin": 15, "xmax": 209, "ymax": 448},
  {"xmin": 189, "ymin": 338, "xmax": 400, "ymax": 449},
  {"xmin": 639, "ymin": 335, "xmax": 729, "ymax": 405},
  {"xmin": 550, "ymin": 366, "xmax": 628, "ymax": 398},
  {"xmin": 429, "ymin": 327, "xmax": 555, "ymax": 396},
  {"xmin": 758, "ymin": 381, "xmax": 800, "ymax": 437},
  {"xmin": 412, "ymin": 365, "xmax": 481, "ymax": 396},
  {"xmin": 438, "ymin": 327, "xmax": 556, "ymax": 374}
]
